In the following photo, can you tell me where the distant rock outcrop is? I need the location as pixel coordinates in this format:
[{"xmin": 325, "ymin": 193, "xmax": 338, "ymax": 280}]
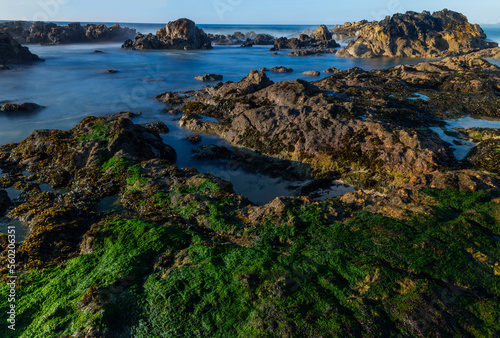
[
  {"xmin": 0, "ymin": 32, "xmax": 42, "ymax": 66},
  {"xmin": 337, "ymin": 9, "xmax": 498, "ymax": 58},
  {"xmin": 122, "ymin": 18, "xmax": 212, "ymax": 50},
  {"xmin": 208, "ymin": 32, "xmax": 274, "ymax": 46},
  {"xmin": 0, "ymin": 21, "xmax": 136, "ymax": 45}
]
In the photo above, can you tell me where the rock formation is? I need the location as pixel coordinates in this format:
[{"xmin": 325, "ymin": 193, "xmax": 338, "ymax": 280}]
[
  {"xmin": 122, "ymin": 18, "xmax": 212, "ymax": 50},
  {"xmin": 0, "ymin": 21, "xmax": 136, "ymax": 45},
  {"xmin": 337, "ymin": 9, "xmax": 498, "ymax": 58},
  {"xmin": 0, "ymin": 32, "xmax": 42, "ymax": 66}
]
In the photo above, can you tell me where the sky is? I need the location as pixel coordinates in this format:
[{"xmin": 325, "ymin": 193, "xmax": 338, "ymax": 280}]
[{"xmin": 1, "ymin": 0, "xmax": 499, "ymax": 25}]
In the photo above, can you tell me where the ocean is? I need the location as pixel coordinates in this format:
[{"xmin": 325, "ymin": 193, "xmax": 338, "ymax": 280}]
[{"xmin": 1, "ymin": 23, "xmax": 500, "ymax": 203}]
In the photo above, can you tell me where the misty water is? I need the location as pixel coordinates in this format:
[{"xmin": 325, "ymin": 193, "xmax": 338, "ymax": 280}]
[{"xmin": 1, "ymin": 24, "xmax": 500, "ymax": 204}]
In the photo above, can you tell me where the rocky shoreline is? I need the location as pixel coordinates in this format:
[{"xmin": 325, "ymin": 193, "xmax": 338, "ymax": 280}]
[{"xmin": 0, "ymin": 21, "xmax": 136, "ymax": 45}]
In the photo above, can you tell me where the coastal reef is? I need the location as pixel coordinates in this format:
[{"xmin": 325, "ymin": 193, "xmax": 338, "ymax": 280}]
[
  {"xmin": 0, "ymin": 32, "xmax": 42, "ymax": 66},
  {"xmin": 0, "ymin": 21, "xmax": 136, "ymax": 45},
  {"xmin": 337, "ymin": 9, "xmax": 498, "ymax": 58},
  {"xmin": 122, "ymin": 18, "xmax": 212, "ymax": 50}
]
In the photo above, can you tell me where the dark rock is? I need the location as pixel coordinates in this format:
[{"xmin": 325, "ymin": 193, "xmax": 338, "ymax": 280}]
[
  {"xmin": 0, "ymin": 32, "xmax": 42, "ymax": 65},
  {"xmin": 288, "ymin": 48, "xmax": 337, "ymax": 56},
  {"xmin": 141, "ymin": 121, "xmax": 170, "ymax": 134},
  {"xmin": 337, "ymin": 9, "xmax": 498, "ymax": 58},
  {"xmin": 91, "ymin": 50, "xmax": 104, "ymax": 54},
  {"xmin": 186, "ymin": 135, "xmax": 202, "ymax": 144},
  {"xmin": 192, "ymin": 145, "xmax": 235, "ymax": 160},
  {"xmin": 331, "ymin": 20, "xmax": 373, "ymax": 42},
  {"xmin": 0, "ymin": 102, "xmax": 43, "ymax": 112},
  {"xmin": 194, "ymin": 74, "xmax": 223, "ymax": 82},
  {"xmin": 270, "ymin": 66, "xmax": 293, "ymax": 73},
  {"xmin": 123, "ymin": 18, "xmax": 212, "ymax": 50},
  {"xmin": 105, "ymin": 69, "xmax": 119, "ymax": 74},
  {"xmin": 272, "ymin": 52, "xmax": 278, "ymax": 55}
]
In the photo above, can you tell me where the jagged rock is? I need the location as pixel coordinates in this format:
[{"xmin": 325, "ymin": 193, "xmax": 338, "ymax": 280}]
[
  {"xmin": 270, "ymin": 66, "xmax": 293, "ymax": 73},
  {"xmin": 105, "ymin": 69, "xmax": 119, "ymax": 74},
  {"xmin": 337, "ymin": 9, "xmax": 498, "ymax": 58},
  {"xmin": 0, "ymin": 32, "xmax": 42, "ymax": 65},
  {"xmin": 4, "ymin": 114, "xmax": 176, "ymax": 187},
  {"xmin": 0, "ymin": 21, "xmax": 136, "ymax": 45},
  {"xmin": 205, "ymin": 69, "xmax": 273, "ymax": 98},
  {"xmin": 194, "ymin": 74, "xmax": 223, "ymax": 82},
  {"xmin": 122, "ymin": 18, "xmax": 212, "ymax": 50},
  {"xmin": 0, "ymin": 102, "xmax": 43, "ymax": 112},
  {"xmin": 171, "ymin": 55, "xmax": 500, "ymax": 190},
  {"xmin": 302, "ymin": 70, "xmax": 321, "ymax": 76}
]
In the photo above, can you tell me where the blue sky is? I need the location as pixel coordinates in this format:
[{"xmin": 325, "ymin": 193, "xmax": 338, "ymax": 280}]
[{"xmin": 2, "ymin": 0, "xmax": 499, "ymax": 24}]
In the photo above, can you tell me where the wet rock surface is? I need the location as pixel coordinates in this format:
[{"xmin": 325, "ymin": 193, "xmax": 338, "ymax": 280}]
[
  {"xmin": 0, "ymin": 21, "xmax": 136, "ymax": 45},
  {"xmin": 122, "ymin": 18, "xmax": 212, "ymax": 50},
  {"xmin": 337, "ymin": 9, "xmax": 498, "ymax": 58},
  {"xmin": 161, "ymin": 55, "xmax": 500, "ymax": 191}
]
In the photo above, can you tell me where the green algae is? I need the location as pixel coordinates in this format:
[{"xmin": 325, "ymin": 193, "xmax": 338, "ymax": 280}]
[{"xmin": 1, "ymin": 188, "xmax": 500, "ymax": 337}]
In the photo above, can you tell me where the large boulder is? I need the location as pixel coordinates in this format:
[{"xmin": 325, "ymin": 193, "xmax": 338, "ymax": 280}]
[
  {"xmin": 337, "ymin": 9, "xmax": 498, "ymax": 58},
  {"xmin": 0, "ymin": 21, "xmax": 136, "ymax": 45},
  {"xmin": 122, "ymin": 18, "xmax": 212, "ymax": 50},
  {"xmin": 0, "ymin": 32, "xmax": 42, "ymax": 65}
]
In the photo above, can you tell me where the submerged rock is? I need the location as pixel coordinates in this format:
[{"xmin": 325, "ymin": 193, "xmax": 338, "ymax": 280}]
[
  {"xmin": 122, "ymin": 18, "xmax": 212, "ymax": 50},
  {"xmin": 302, "ymin": 70, "xmax": 321, "ymax": 76},
  {"xmin": 337, "ymin": 9, "xmax": 498, "ymax": 58},
  {"xmin": 0, "ymin": 21, "xmax": 136, "ymax": 45},
  {"xmin": 192, "ymin": 144, "xmax": 235, "ymax": 160}
]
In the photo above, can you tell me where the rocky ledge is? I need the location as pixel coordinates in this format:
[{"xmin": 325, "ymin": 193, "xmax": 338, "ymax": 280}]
[
  {"xmin": 122, "ymin": 18, "xmax": 212, "ymax": 50},
  {"xmin": 0, "ymin": 21, "xmax": 136, "ymax": 45},
  {"xmin": 0, "ymin": 32, "xmax": 42, "ymax": 67},
  {"xmin": 337, "ymin": 9, "xmax": 498, "ymax": 58}
]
